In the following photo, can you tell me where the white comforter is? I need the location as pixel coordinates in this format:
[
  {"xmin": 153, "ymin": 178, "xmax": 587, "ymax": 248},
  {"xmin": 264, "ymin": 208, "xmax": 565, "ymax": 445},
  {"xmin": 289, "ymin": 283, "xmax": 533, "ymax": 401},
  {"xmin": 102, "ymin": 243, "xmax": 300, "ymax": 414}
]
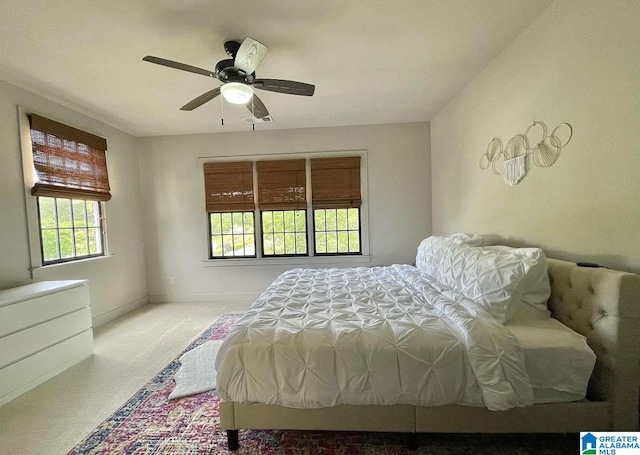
[{"xmin": 216, "ymin": 265, "xmax": 534, "ymax": 411}]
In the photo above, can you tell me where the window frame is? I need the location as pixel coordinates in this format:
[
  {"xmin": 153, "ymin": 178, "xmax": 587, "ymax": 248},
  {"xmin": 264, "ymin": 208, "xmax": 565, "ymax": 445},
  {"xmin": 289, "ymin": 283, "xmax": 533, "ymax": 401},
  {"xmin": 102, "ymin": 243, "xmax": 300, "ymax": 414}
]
[
  {"xmin": 208, "ymin": 211, "xmax": 257, "ymax": 259},
  {"xmin": 260, "ymin": 209, "xmax": 309, "ymax": 258},
  {"xmin": 312, "ymin": 207, "xmax": 362, "ymax": 256},
  {"xmin": 201, "ymin": 151, "xmax": 370, "ymax": 265},
  {"xmin": 37, "ymin": 196, "xmax": 106, "ymax": 265}
]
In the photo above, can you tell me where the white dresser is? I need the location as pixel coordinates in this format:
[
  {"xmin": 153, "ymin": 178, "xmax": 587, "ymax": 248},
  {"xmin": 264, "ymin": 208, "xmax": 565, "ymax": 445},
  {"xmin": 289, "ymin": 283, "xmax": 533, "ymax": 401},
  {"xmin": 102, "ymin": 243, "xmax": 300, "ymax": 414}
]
[{"xmin": 0, "ymin": 280, "xmax": 94, "ymax": 406}]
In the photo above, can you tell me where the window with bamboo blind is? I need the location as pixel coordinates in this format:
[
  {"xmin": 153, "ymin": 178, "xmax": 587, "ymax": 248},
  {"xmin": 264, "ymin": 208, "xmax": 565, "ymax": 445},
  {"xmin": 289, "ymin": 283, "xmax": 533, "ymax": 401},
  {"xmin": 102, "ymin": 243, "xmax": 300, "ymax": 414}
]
[
  {"xmin": 204, "ymin": 154, "xmax": 364, "ymax": 259},
  {"xmin": 311, "ymin": 157, "xmax": 362, "ymax": 255},
  {"xmin": 256, "ymin": 159, "xmax": 307, "ymax": 256},
  {"xmin": 28, "ymin": 114, "xmax": 110, "ymax": 265},
  {"xmin": 204, "ymin": 161, "xmax": 256, "ymax": 258}
]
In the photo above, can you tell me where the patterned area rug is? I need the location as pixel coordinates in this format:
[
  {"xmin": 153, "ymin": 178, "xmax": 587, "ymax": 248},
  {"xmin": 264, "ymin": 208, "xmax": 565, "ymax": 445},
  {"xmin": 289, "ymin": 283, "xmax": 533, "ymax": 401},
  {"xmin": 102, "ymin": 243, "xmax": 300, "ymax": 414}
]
[{"xmin": 69, "ymin": 313, "xmax": 577, "ymax": 454}]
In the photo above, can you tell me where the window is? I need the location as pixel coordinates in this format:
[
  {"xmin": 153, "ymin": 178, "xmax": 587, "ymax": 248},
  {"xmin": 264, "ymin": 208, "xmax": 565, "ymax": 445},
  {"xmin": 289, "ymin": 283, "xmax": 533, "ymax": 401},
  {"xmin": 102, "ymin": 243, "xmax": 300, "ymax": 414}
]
[
  {"xmin": 203, "ymin": 155, "xmax": 363, "ymax": 260},
  {"xmin": 311, "ymin": 157, "xmax": 362, "ymax": 255},
  {"xmin": 257, "ymin": 160, "xmax": 307, "ymax": 257},
  {"xmin": 204, "ymin": 161, "xmax": 256, "ymax": 259},
  {"xmin": 38, "ymin": 197, "xmax": 104, "ymax": 264},
  {"xmin": 209, "ymin": 212, "xmax": 255, "ymax": 258},
  {"xmin": 314, "ymin": 208, "xmax": 360, "ymax": 254},
  {"xmin": 28, "ymin": 114, "xmax": 110, "ymax": 265},
  {"xmin": 262, "ymin": 210, "xmax": 307, "ymax": 256}
]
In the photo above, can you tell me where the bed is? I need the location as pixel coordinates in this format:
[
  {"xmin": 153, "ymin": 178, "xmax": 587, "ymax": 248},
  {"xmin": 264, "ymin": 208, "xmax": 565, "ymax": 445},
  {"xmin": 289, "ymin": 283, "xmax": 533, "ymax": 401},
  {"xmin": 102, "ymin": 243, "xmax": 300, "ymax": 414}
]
[{"xmin": 216, "ymin": 237, "xmax": 640, "ymax": 451}]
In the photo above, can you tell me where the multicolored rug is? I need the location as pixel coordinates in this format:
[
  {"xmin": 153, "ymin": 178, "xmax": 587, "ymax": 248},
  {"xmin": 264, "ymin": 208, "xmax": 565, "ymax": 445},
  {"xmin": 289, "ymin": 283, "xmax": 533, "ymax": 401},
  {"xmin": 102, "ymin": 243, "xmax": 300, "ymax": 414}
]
[{"xmin": 69, "ymin": 313, "xmax": 577, "ymax": 454}]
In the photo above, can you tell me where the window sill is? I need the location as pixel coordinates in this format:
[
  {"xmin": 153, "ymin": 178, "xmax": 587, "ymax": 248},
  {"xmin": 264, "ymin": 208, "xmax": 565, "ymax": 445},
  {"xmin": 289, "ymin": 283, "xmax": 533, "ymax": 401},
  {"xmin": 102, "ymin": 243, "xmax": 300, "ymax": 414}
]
[
  {"xmin": 203, "ymin": 255, "xmax": 371, "ymax": 267},
  {"xmin": 32, "ymin": 254, "xmax": 113, "ymax": 272}
]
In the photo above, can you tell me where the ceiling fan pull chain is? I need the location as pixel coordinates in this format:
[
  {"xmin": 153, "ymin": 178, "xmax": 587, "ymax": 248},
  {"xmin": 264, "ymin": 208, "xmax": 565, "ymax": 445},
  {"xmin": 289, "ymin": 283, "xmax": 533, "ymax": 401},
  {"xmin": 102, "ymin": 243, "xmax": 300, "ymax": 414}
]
[{"xmin": 220, "ymin": 96, "xmax": 224, "ymax": 126}]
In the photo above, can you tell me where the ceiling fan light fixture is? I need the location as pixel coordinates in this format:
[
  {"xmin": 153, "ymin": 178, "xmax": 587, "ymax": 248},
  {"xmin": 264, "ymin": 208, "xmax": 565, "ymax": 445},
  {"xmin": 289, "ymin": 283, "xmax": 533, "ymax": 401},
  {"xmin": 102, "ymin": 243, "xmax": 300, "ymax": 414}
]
[{"xmin": 220, "ymin": 82, "xmax": 253, "ymax": 104}]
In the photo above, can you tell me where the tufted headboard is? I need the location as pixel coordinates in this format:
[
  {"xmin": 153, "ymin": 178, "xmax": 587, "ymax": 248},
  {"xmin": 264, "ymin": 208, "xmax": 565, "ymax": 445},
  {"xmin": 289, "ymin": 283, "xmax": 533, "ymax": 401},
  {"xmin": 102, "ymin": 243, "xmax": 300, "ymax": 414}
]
[{"xmin": 546, "ymin": 258, "xmax": 640, "ymax": 430}]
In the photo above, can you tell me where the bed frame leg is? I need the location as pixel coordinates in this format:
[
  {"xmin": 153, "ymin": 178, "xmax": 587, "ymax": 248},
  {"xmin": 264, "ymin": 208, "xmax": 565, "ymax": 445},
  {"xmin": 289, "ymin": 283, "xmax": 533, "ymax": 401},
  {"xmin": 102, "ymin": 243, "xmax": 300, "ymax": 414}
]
[
  {"xmin": 227, "ymin": 430, "xmax": 239, "ymax": 451},
  {"xmin": 406, "ymin": 432, "xmax": 418, "ymax": 451}
]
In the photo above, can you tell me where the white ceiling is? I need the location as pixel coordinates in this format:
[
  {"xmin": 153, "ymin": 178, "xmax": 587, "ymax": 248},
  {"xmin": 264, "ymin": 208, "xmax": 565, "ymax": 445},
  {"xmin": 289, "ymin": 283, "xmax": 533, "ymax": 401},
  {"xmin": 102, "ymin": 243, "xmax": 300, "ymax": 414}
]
[{"xmin": 0, "ymin": 0, "xmax": 551, "ymax": 137}]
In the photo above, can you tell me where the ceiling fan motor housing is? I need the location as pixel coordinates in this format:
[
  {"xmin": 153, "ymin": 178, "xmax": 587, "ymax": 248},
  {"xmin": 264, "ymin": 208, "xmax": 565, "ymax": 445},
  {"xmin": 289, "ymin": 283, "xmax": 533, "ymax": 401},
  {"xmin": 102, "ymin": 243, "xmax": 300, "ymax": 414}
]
[{"xmin": 215, "ymin": 59, "xmax": 254, "ymax": 83}]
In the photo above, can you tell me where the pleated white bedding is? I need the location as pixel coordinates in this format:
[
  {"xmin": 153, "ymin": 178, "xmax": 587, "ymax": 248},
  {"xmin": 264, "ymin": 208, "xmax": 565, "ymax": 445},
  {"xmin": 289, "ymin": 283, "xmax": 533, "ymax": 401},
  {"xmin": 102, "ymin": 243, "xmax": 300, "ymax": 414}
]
[{"xmin": 216, "ymin": 265, "xmax": 536, "ymax": 411}]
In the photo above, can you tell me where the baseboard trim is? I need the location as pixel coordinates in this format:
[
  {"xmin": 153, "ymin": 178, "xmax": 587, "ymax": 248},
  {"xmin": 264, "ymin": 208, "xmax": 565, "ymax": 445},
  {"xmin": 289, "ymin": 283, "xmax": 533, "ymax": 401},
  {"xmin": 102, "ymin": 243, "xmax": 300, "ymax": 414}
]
[
  {"xmin": 92, "ymin": 296, "xmax": 148, "ymax": 327},
  {"xmin": 148, "ymin": 293, "xmax": 259, "ymax": 305}
]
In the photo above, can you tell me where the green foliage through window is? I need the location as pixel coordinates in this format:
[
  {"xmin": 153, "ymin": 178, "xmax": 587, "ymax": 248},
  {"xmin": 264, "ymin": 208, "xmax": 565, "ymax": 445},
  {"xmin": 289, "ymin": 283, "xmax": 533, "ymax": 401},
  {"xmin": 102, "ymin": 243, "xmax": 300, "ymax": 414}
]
[
  {"xmin": 261, "ymin": 210, "xmax": 307, "ymax": 256},
  {"xmin": 314, "ymin": 208, "xmax": 360, "ymax": 254},
  {"xmin": 210, "ymin": 212, "xmax": 255, "ymax": 258}
]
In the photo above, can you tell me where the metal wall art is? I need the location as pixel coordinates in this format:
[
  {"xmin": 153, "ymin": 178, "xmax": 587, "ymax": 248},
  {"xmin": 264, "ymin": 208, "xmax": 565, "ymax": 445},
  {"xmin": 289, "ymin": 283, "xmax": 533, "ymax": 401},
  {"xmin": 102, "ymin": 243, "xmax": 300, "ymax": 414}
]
[{"xmin": 479, "ymin": 121, "xmax": 573, "ymax": 186}]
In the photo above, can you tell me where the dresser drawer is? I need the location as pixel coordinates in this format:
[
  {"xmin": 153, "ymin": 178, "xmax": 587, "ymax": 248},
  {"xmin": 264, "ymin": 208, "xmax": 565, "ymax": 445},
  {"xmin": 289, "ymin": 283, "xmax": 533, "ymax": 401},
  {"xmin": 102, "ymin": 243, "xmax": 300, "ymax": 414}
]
[{"xmin": 0, "ymin": 284, "xmax": 90, "ymax": 338}]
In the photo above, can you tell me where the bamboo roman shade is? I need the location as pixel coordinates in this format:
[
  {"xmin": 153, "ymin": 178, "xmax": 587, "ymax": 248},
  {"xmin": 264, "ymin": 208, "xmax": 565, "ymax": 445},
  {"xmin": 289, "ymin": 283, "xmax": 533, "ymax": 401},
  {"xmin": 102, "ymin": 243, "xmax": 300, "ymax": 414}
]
[
  {"xmin": 311, "ymin": 156, "xmax": 361, "ymax": 208},
  {"xmin": 257, "ymin": 159, "xmax": 307, "ymax": 210},
  {"xmin": 29, "ymin": 114, "xmax": 111, "ymax": 201},
  {"xmin": 204, "ymin": 161, "xmax": 255, "ymax": 212}
]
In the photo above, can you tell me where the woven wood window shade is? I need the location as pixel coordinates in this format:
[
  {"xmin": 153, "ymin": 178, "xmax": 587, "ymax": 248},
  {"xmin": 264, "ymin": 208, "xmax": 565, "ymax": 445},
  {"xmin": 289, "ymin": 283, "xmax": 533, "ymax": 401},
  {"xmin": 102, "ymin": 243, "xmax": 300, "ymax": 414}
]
[
  {"xmin": 311, "ymin": 156, "xmax": 361, "ymax": 209},
  {"xmin": 257, "ymin": 159, "xmax": 307, "ymax": 210},
  {"xmin": 204, "ymin": 161, "xmax": 255, "ymax": 212},
  {"xmin": 29, "ymin": 114, "xmax": 111, "ymax": 201}
]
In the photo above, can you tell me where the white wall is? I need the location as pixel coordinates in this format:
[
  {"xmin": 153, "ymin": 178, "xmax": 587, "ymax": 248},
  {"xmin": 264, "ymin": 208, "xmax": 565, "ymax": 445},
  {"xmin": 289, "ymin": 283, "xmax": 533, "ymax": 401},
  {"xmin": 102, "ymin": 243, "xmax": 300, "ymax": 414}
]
[
  {"xmin": 140, "ymin": 123, "xmax": 431, "ymax": 302},
  {"xmin": 431, "ymin": 0, "xmax": 640, "ymax": 273},
  {"xmin": 0, "ymin": 80, "xmax": 148, "ymax": 324}
]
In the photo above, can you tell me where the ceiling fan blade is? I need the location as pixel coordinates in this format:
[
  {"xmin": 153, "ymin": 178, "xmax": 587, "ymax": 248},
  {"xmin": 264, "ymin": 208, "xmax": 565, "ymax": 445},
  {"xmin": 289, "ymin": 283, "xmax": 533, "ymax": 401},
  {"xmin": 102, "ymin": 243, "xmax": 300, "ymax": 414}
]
[
  {"xmin": 233, "ymin": 37, "xmax": 268, "ymax": 75},
  {"xmin": 143, "ymin": 56, "xmax": 216, "ymax": 78},
  {"xmin": 254, "ymin": 79, "xmax": 315, "ymax": 96},
  {"xmin": 246, "ymin": 94, "xmax": 270, "ymax": 119},
  {"xmin": 180, "ymin": 87, "xmax": 221, "ymax": 111}
]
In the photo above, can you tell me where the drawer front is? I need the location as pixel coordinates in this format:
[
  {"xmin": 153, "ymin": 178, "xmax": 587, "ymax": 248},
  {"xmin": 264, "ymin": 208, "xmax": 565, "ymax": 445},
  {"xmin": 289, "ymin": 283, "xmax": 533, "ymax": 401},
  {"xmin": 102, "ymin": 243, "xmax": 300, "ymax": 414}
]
[
  {"xmin": 0, "ymin": 307, "xmax": 92, "ymax": 369},
  {"xmin": 0, "ymin": 284, "xmax": 90, "ymax": 337},
  {"xmin": 0, "ymin": 330, "xmax": 93, "ymax": 405}
]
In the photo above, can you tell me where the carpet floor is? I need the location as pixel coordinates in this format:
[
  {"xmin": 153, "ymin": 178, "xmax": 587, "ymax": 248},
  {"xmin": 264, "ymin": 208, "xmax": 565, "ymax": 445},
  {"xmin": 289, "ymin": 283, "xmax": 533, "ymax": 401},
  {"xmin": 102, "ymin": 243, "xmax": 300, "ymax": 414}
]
[{"xmin": 68, "ymin": 313, "xmax": 576, "ymax": 454}]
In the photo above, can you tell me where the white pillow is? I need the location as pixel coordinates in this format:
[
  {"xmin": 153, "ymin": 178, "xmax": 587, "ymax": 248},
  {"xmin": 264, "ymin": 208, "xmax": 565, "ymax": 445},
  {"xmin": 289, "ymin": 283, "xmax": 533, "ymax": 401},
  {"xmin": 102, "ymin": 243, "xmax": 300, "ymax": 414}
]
[{"xmin": 415, "ymin": 236, "xmax": 550, "ymax": 323}]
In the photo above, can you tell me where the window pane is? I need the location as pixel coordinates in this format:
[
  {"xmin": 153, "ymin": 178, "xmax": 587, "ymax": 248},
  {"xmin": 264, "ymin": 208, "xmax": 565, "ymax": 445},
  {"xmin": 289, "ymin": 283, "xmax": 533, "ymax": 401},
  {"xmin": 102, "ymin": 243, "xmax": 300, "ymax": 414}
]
[
  {"xmin": 325, "ymin": 210, "xmax": 337, "ymax": 231},
  {"xmin": 349, "ymin": 231, "xmax": 361, "ymax": 253},
  {"xmin": 284, "ymin": 233, "xmax": 296, "ymax": 254},
  {"xmin": 210, "ymin": 214, "xmax": 222, "ymax": 234},
  {"xmin": 72, "ymin": 200, "xmax": 87, "ymax": 227},
  {"xmin": 88, "ymin": 228, "xmax": 99, "ymax": 254},
  {"xmin": 337, "ymin": 209, "xmax": 348, "ymax": 230},
  {"xmin": 211, "ymin": 235, "xmax": 223, "ymax": 256},
  {"xmin": 262, "ymin": 211, "xmax": 273, "ymax": 232},
  {"xmin": 38, "ymin": 198, "xmax": 56, "ymax": 228},
  {"xmin": 326, "ymin": 232, "xmax": 337, "ymax": 253},
  {"xmin": 314, "ymin": 210, "xmax": 325, "ymax": 230},
  {"xmin": 263, "ymin": 235, "xmax": 274, "ymax": 256},
  {"xmin": 86, "ymin": 201, "xmax": 100, "ymax": 228},
  {"xmin": 274, "ymin": 233, "xmax": 285, "ymax": 255},
  {"xmin": 244, "ymin": 235, "xmax": 255, "ymax": 256},
  {"xmin": 276, "ymin": 212, "xmax": 285, "ymax": 233},
  {"xmin": 41, "ymin": 229, "xmax": 59, "ymax": 261},
  {"xmin": 59, "ymin": 229, "xmax": 74, "ymax": 258},
  {"xmin": 232, "ymin": 212, "xmax": 244, "ymax": 231},
  {"xmin": 296, "ymin": 234, "xmax": 307, "ymax": 254},
  {"xmin": 348, "ymin": 208, "xmax": 359, "ymax": 229},
  {"xmin": 220, "ymin": 213, "xmax": 232, "ymax": 233},
  {"xmin": 75, "ymin": 229, "xmax": 88, "ymax": 255},
  {"xmin": 315, "ymin": 232, "xmax": 327, "ymax": 253},
  {"xmin": 244, "ymin": 213, "xmax": 254, "ymax": 233},
  {"xmin": 284, "ymin": 211, "xmax": 295, "ymax": 232},
  {"xmin": 57, "ymin": 199, "xmax": 72, "ymax": 228},
  {"xmin": 337, "ymin": 232, "xmax": 349, "ymax": 253},
  {"xmin": 295, "ymin": 211, "xmax": 306, "ymax": 232}
]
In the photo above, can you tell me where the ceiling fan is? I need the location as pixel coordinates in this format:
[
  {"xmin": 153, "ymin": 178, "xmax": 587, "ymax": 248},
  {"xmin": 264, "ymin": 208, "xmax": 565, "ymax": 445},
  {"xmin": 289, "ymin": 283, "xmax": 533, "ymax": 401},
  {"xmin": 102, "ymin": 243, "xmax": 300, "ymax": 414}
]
[{"xmin": 143, "ymin": 37, "xmax": 315, "ymax": 120}]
